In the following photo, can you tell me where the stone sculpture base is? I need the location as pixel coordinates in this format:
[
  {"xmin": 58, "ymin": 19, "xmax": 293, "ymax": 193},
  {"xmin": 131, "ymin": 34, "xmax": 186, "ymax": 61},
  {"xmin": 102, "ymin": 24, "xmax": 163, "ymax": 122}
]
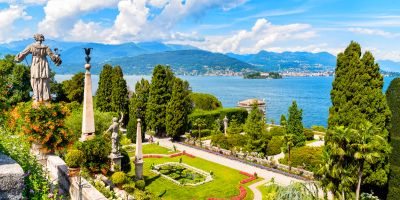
[
  {"xmin": 135, "ymin": 160, "xmax": 144, "ymax": 180},
  {"xmin": 110, "ymin": 154, "xmax": 123, "ymax": 172},
  {"xmin": 80, "ymin": 133, "xmax": 95, "ymax": 142}
]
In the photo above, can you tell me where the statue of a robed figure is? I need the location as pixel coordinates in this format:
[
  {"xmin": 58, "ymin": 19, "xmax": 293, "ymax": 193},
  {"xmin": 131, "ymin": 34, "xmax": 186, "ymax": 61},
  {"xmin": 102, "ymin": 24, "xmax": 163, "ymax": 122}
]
[{"xmin": 14, "ymin": 34, "xmax": 62, "ymax": 105}]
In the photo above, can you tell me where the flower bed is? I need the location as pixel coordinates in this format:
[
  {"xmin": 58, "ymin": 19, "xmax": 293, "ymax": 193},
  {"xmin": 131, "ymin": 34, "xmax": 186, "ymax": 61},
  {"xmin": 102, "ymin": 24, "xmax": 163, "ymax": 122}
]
[
  {"xmin": 239, "ymin": 171, "xmax": 256, "ymax": 184},
  {"xmin": 152, "ymin": 162, "xmax": 213, "ymax": 186}
]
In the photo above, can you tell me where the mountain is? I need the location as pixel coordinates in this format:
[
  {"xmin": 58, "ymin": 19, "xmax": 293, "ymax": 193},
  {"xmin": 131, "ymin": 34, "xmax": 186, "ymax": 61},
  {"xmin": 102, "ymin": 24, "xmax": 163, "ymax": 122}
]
[
  {"xmin": 227, "ymin": 51, "xmax": 337, "ymax": 72},
  {"xmin": 103, "ymin": 50, "xmax": 256, "ymax": 75}
]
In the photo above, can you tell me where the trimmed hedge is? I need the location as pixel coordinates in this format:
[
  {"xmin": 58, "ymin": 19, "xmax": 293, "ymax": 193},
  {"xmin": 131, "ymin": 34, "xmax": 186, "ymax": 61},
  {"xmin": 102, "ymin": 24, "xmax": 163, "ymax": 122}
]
[
  {"xmin": 269, "ymin": 126, "xmax": 285, "ymax": 136},
  {"xmin": 189, "ymin": 108, "xmax": 248, "ymax": 130},
  {"xmin": 279, "ymin": 146, "xmax": 323, "ymax": 173},
  {"xmin": 211, "ymin": 133, "xmax": 247, "ymax": 150},
  {"xmin": 189, "ymin": 92, "xmax": 222, "ymax": 110},
  {"xmin": 266, "ymin": 136, "xmax": 284, "ymax": 156}
]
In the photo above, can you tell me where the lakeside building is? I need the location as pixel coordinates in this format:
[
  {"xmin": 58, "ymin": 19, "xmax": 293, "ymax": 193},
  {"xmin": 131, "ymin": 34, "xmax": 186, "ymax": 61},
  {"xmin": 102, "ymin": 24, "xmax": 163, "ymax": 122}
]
[{"xmin": 237, "ymin": 98, "xmax": 266, "ymax": 114}]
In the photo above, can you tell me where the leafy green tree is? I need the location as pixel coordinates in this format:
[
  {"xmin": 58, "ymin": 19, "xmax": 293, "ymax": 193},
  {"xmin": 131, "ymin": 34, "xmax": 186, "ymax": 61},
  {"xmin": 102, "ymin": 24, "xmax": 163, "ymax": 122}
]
[
  {"xmin": 386, "ymin": 78, "xmax": 400, "ymax": 199},
  {"xmin": 189, "ymin": 92, "xmax": 222, "ymax": 110},
  {"xmin": 146, "ymin": 65, "xmax": 174, "ymax": 136},
  {"xmin": 127, "ymin": 78, "xmax": 150, "ymax": 142},
  {"xmin": 166, "ymin": 78, "xmax": 191, "ymax": 140},
  {"xmin": 227, "ymin": 116, "xmax": 243, "ymax": 134},
  {"xmin": 96, "ymin": 64, "xmax": 113, "ymax": 112},
  {"xmin": 61, "ymin": 72, "xmax": 84, "ymax": 103},
  {"xmin": 286, "ymin": 101, "xmax": 305, "ymax": 147},
  {"xmin": 193, "ymin": 118, "xmax": 206, "ymax": 142},
  {"xmin": 280, "ymin": 114, "xmax": 287, "ymax": 127},
  {"xmin": 327, "ymin": 42, "xmax": 391, "ymax": 197},
  {"xmin": 111, "ymin": 66, "xmax": 129, "ymax": 120},
  {"xmin": 283, "ymin": 133, "xmax": 294, "ymax": 171},
  {"xmin": 0, "ymin": 55, "xmax": 31, "ymax": 111},
  {"xmin": 244, "ymin": 103, "xmax": 269, "ymax": 154}
]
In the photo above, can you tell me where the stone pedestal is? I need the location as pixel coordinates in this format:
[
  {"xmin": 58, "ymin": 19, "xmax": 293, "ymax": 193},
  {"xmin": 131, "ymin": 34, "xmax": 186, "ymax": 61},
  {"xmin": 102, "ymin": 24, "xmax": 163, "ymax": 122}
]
[
  {"xmin": 134, "ymin": 160, "xmax": 144, "ymax": 180},
  {"xmin": 110, "ymin": 154, "xmax": 123, "ymax": 172},
  {"xmin": 81, "ymin": 63, "xmax": 95, "ymax": 141}
]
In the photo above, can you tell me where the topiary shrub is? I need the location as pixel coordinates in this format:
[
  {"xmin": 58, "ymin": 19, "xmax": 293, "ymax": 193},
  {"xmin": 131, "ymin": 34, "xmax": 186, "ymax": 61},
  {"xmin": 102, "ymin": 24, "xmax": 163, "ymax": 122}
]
[
  {"xmin": 266, "ymin": 136, "xmax": 284, "ymax": 156},
  {"xmin": 189, "ymin": 93, "xmax": 222, "ymax": 110},
  {"xmin": 111, "ymin": 172, "xmax": 127, "ymax": 187},
  {"xmin": 279, "ymin": 146, "xmax": 323, "ymax": 173},
  {"xmin": 303, "ymin": 129, "xmax": 314, "ymax": 140},
  {"xmin": 122, "ymin": 182, "xmax": 135, "ymax": 193},
  {"xmin": 65, "ymin": 149, "xmax": 85, "ymax": 168},
  {"xmin": 135, "ymin": 180, "xmax": 145, "ymax": 190},
  {"xmin": 8, "ymin": 102, "xmax": 73, "ymax": 152}
]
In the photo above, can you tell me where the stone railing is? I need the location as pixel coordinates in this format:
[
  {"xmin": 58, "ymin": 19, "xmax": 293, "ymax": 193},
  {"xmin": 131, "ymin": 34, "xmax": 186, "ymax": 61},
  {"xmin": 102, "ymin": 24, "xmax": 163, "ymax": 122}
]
[
  {"xmin": 0, "ymin": 152, "xmax": 24, "ymax": 200},
  {"xmin": 45, "ymin": 155, "xmax": 107, "ymax": 200},
  {"xmin": 181, "ymin": 141, "xmax": 314, "ymax": 180}
]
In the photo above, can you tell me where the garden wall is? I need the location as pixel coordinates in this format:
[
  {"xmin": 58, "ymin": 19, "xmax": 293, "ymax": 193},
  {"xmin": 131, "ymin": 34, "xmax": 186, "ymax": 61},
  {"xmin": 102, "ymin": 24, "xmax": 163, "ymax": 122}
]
[
  {"xmin": 0, "ymin": 152, "xmax": 24, "ymax": 200},
  {"xmin": 46, "ymin": 155, "xmax": 107, "ymax": 200}
]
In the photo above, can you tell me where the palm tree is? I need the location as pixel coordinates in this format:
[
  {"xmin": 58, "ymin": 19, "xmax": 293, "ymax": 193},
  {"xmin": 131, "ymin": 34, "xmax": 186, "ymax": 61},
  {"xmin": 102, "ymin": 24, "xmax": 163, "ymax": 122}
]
[
  {"xmin": 283, "ymin": 133, "xmax": 294, "ymax": 171},
  {"xmin": 193, "ymin": 118, "xmax": 206, "ymax": 145},
  {"xmin": 351, "ymin": 122, "xmax": 391, "ymax": 200}
]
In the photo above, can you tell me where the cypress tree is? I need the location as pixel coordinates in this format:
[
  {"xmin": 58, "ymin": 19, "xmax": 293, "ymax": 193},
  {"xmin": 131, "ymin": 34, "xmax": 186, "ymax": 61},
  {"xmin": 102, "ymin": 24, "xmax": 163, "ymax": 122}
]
[
  {"xmin": 166, "ymin": 78, "xmax": 191, "ymax": 140},
  {"xmin": 127, "ymin": 78, "xmax": 150, "ymax": 142},
  {"xmin": 286, "ymin": 100, "xmax": 305, "ymax": 147},
  {"xmin": 111, "ymin": 66, "xmax": 129, "ymax": 119},
  {"xmin": 146, "ymin": 65, "xmax": 174, "ymax": 137},
  {"xmin": 326, "ymin": 41, "xmax": 391, "ymax": 197},
  {"xmin": 386, "ymin": 78, "xmax": 400, "ymax": 199},
  {"xmin": 244, "ymin": 102, "xmax": 269, "ymax": 154},
  {"xmin": 96, "ymin": 64, "xmax": 113, "ymax": 112}
]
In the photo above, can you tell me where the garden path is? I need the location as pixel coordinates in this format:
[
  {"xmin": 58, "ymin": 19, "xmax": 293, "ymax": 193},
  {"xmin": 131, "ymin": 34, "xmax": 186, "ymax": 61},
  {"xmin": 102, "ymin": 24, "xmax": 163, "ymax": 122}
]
[
  {"xmin": 306, "ymin": 140, "xmax": 324, "ymax": 147},
  {"xmin": 248, "ymin": 179, "xmax": 269, "ymax": 200},
  {"xmin": 149, "ymin": 136, "xmax": 302, "ymax": 186}
]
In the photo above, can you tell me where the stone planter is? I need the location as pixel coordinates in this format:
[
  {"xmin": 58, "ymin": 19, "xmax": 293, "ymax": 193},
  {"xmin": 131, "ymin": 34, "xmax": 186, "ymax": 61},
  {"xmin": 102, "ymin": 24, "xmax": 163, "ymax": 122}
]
[{"xmin": 68, "ymin": 167, "xmax": 80, "ymax": 177}]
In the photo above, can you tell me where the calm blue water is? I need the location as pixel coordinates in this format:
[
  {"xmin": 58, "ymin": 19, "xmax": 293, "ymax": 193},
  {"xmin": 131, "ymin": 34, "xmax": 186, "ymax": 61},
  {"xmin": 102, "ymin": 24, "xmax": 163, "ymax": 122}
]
[{"xmin": 55, "ymin": 75, "xmax": 395, "ymax": 128}]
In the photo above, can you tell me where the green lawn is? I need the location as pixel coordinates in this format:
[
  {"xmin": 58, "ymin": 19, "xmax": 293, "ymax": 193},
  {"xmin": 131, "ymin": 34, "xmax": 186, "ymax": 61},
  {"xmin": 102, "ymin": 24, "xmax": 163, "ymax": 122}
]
[
  {"xmin": 256, "ymin": 182, "xmax": 279, "ymax": 200},
  {"xmin": 130, "ymin": 155, "xmax": 258, "ymax": 200},
  {"xmin": 125, "ymin": 144, "xmax": 177, "ymax": 157}
]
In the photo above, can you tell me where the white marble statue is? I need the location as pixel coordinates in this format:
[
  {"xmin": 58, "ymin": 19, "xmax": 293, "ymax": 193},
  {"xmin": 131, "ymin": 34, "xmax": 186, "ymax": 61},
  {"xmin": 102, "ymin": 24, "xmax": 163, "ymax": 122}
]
[{"xmin": 14, "ymin": 34, "xmax": 62, "ymax": 104}]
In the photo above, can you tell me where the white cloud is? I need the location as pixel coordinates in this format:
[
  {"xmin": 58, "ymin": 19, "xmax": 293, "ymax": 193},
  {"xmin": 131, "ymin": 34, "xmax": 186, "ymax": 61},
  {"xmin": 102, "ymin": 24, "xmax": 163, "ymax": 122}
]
[
  {"xmin": 348, "ymin": 27, "xmax": 400, "ymax": 38},
  {"xmin": 0, "ymin": 0, "xmax": 47, "ymax": 5},
  {"xmin": 203, "ymin": 18, "xmax": 316, "ymax": 54},
  {"xmin": 0, "ymin": 5, "xmax": 32, "ymax": 42},
  {"xmin": 38, "ymin": 0, "xmax": 118, "ymax": 38}
]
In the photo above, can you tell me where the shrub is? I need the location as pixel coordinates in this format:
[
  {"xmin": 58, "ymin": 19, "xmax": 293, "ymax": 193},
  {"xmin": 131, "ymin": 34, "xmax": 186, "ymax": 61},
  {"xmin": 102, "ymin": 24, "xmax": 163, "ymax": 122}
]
[
  {"xmin": 120, "ymin": 149, "xmax": 131, "ymax": 172},
  {"xmin": 189, "ymin": 93, "xmax": 222, "ymax": 110},
  {"xmin": 135, "ymin": 180, "xmax": 146, "ymax": 190},
  {"xmin": 211, "ymin": 133, "xmax": 247, "ymax": 150},
  {"xmin": 65, "ymin": 149, "xmax": 85, "ymax": 168},
  {"xmin": 266, "ymin": 136, "xmax": 284, "ymax": 156},
  {"xmin": 311, "ymin": 125, "xmax": 326, "ymax": 132},
  {"xmin": 74, "ymin": 136, "xmax": 111, "ymax": 173},
  {"xmin": 269, "ymin": 126, "xmax": 285, "ymax": 136},
  {"xmin": 120, "ymin": 135, "xmax": 132, "ymax": 146},
  {"xmin": 279, "ymin": 146, "xmax": 323, "ymax": 173},
  {"xmin": 8, "ymin": 102, "xmax": 73, "ymax": 152},
  {"xmin": 303, "ymin": 129, "xmax": 314, "ymax": 140},
  {"xmin": 123, "ymin": 182, "xmax": 136, "ymax": 193},
  {"xmin": 111, "ymin": 172, "xmax": 127, "ymax": 186},
  {"xmin": 191, "ymin": 129, "xmax": 211, "ymax": 138}
]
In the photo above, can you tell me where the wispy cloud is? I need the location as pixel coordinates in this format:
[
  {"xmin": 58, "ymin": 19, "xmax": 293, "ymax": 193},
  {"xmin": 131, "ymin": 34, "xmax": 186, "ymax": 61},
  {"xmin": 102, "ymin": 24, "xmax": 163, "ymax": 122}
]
[
  {"xmin": 348, "ymin": 27, "xmax": 400, "ymax": 38},
  {"xmin": 236, "ymin": 7, "xmax": 307, "ymax": 22}
]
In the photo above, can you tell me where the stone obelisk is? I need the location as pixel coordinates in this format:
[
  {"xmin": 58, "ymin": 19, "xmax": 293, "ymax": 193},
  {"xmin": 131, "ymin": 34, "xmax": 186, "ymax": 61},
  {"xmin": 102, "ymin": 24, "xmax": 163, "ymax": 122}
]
[
  {"xmin": 81, "ymin": 48, "xmax": 95, "ymax": 141},
  {"xmin": 135, "ymin": 119, "xmax": 144, "ymax": 180}
]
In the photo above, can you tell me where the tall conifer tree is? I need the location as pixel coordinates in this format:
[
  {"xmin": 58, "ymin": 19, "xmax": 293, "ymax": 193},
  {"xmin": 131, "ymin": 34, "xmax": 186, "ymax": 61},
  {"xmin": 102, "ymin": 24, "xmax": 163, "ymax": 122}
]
[
  {"xmin": 96, "ymin": 64, "xmax": 113, "ymax": 112},
  {"xmin": 324, "ymin": 41, "xmax": 391, "ymax": 198},
  {"xmin": 386, "ymin": 78, "xmax": 400, "ymax": 199},
  {"xmin": 166, "ymin": 78, "xmax": 191, "ymax": 140},
  {"xmin": 127, "ymin": 78, "xmax": 150, "ymax": 141},
  {"xmin": 244, "ymin": 103, "xmax": 269, "ymax": 154},
  {"xmin": 286, "ymin": 100, "xmax": 305, "ymax": 146},
  {"xmin": 146, "ymin": 65, "xmax": 174, "ymax": 136},
  {"xmin": 111, "ymin": 66, "xmax": 129, "ymax": 119}
]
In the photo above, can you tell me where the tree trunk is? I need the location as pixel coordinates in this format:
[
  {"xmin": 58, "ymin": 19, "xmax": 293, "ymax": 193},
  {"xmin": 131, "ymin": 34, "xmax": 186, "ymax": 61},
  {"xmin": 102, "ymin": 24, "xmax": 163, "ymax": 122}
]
[
  {"xmin": 342, "ymin": 190, "xmax": 345, "ymax": 200},
  {"xmin": 288, "ymin": 145, "xmax": 291, "ymax": 171},
  {"xmin": 356, "ymin": 165, "xmax": 363, "ymax": 200}
]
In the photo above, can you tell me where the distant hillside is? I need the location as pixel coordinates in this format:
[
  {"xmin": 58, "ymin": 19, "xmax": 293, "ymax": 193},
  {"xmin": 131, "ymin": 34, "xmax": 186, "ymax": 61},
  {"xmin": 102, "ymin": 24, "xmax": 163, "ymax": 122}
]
[
  {"xmin": 227, "ymin": 51, "xmax": 337, "ymax": 72},
  {"xmin": 104, "ymin": 50, "xmax": 256, "ymax": 75}
]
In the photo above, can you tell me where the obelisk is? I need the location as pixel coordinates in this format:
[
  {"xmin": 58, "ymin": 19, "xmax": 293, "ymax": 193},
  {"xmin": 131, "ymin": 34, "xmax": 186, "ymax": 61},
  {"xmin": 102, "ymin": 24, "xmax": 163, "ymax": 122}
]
[
  {"xmin": 135, "ymin": 119, "xmax": 144, "ymax": 180},
  {"xmin": 81, "ymin": 48, "xmax": 95, "ymax": 141}
]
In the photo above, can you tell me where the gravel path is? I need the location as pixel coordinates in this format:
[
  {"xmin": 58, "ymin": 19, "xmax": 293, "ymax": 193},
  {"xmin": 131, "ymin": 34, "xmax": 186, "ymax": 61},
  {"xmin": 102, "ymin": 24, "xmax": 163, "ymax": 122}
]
[{"xmin": 248, "ymin": 179, "xmax": 269, "ymax": 200}]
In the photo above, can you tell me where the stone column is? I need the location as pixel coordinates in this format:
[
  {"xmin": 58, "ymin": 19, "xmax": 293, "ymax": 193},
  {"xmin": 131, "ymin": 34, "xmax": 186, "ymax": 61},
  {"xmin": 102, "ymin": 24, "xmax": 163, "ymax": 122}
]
[
  {"xmin": 81, "ymin": 63, "xmax": 95, "ymax": 141},
  {"xmin": 135, "ymin": 119, "xmax": 144, "ymax": 180},
  {"xmin": 223, "ymin": 116, "xmax": 228, "ymax": 135}
]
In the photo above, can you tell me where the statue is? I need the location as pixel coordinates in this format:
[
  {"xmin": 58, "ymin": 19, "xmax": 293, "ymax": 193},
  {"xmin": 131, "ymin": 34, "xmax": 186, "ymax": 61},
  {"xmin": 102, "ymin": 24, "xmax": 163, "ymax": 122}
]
[
  {"xmin": 107, "ymin": 116, "xmax": 123, "ymax": 155},
  {"xmin": 14, "ymin": 34, "xmax": 62, "ymax": 105}
]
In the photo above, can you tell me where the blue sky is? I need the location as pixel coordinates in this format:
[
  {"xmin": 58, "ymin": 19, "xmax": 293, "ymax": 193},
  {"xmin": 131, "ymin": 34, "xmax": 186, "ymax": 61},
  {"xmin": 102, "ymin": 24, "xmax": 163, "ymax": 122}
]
[{"xmin": 0, "ymin": 0, "xmax": 399, "ymax": 61}]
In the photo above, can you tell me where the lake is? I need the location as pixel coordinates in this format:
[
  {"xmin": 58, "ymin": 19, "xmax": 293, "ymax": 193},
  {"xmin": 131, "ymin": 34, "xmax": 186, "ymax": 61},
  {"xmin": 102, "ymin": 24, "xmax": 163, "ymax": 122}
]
[{"xmin": 55, "ymin": 75, "xmax": 396, "ymax": 128}]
